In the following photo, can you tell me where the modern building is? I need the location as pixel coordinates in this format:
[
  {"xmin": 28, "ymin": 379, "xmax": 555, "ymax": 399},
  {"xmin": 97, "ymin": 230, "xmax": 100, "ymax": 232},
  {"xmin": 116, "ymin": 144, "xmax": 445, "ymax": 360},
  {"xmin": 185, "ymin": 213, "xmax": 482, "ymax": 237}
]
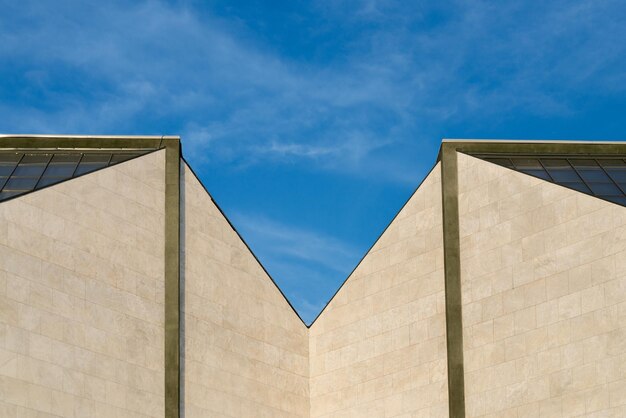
[{"xmin": 1, "ymin": 135, "xmax": 625, "ymax": 417}]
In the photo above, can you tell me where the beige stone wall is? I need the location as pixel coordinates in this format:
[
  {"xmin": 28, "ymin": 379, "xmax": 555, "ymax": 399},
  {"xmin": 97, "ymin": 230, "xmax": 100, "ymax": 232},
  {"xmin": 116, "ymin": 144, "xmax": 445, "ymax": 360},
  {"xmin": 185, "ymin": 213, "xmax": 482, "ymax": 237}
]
[
  {"xmin": 181, "ymin": 164, "xmax": 309, "ymax": 418},
  {"xmin": 458, "ymin": 153, "xmax": 626, "ymax": 417},
  {"xmin": 309, "ymin": 164, "xmax": 448, "ymax": 418},
  {"xmin": 0, "ymin": 151, "xmax": 166, "ymax": 417},
  {"xmin": 7, "ymin": 144, "xmax": 624, "ymax": 417}
]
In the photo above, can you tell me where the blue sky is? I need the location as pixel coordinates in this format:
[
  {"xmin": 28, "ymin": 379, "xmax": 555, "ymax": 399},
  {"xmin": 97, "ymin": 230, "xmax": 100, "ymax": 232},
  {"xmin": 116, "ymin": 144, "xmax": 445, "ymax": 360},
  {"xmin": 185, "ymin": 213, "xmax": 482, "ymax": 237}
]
[{"xmin": 1, "ymin": 0, "xmax": 625, "ymax": 324}]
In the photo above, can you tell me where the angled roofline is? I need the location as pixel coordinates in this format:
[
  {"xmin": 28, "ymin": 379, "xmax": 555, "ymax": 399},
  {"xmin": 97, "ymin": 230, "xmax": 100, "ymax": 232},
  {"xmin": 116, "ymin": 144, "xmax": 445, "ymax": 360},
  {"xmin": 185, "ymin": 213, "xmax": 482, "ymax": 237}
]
[
  {"xmin": 313, "ymin": 138, "xmax": 626, "ymax": 328},
  {"xmin": 442, "ymin": 138, "xmax": 626, "ymax": 143},
  {"xmin": 180, "ymin": 156, "xmax": 308, "ymax": 327},
  {"xmin": 308, "ymin": 158, "xmax": 441, "ymax": 327},
  {"xmin": 0, "ymin": 134, "xmax": 306, "ymax": 327},
  {"xmin": 7, "ymin": 135, "xmax": 626, "ymax": 329},
  {"xmin": 0, "ymin": 134, "xmax": 179, "ymax": 150},
  {"xmin": 437, "ymin": 138, "xmax": 626, "ymax": 161}
]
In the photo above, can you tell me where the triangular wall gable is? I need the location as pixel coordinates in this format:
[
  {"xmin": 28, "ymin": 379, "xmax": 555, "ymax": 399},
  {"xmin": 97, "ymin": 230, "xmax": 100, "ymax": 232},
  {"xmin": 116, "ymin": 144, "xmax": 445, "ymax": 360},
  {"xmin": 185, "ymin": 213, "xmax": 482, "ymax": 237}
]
[
  {"xmin": 181, "ymin": 162, "xmax": 309, "ymax": 417},
  {"xmin": 308, "ymin": 163, "xmax": 448, "ymax": 417}
]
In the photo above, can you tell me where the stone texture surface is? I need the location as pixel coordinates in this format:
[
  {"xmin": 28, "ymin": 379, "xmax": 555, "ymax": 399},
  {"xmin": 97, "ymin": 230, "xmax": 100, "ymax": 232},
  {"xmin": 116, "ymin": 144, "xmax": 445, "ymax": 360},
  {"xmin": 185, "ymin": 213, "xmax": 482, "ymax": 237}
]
[
  {"xmin": 308, "ymin": 164, "xmax": 449, "ymax": 418},
  {"xmin": 4, "ymin": 145, "xmax": 625, "ymax": 418},
  {"xmin": 0, "ymin": 150, "xmax": 166, "ymax": 417},
  {"xmin": 458, "ymin": 153, "xmax": 626, "ymax": 417},
  {"xmin": 181, "ymin": 164, "xmax": 310, "ymax": 418}
]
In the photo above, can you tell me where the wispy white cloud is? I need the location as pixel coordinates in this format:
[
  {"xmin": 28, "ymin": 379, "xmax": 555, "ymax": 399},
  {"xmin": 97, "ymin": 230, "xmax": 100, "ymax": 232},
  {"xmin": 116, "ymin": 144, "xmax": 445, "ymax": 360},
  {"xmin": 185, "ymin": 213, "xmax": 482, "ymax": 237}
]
[
  {"xmin": 290, "ymin": 296, "xmax": 327, "ymax": 326},
  {"xmin": 231, "ymin": 212, "xmax": 360, "ymax": 273},
  {"xmin": 2, "ymin": 0, "xmax": 623, "ymax": 168},
  {"xmin": 256, "ymin": 142, "xmax": 340, "ymax": 159},
  {"xmin": 229, "ymin": 212, "xmax": 362, "ymax": 323},
  {"xmin": 2, "ymin": 0, "xmax": 624, "ymax": 321},
  {"xmin": 5, "ymin": 0, "xmax": 623, "ymax": 184}
]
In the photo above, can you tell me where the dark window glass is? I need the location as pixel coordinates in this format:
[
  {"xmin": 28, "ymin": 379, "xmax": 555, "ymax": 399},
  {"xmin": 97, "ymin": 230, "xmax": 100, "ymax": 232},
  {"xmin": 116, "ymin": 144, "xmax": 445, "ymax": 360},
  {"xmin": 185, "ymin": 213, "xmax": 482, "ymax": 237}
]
[
  {"xmin": 81, "ymin": 153, "xmax": 111, "ymax": 163},
  {"xmin": 604, "ymin": 195, "xmax": 626, "ymax": 205},
  {"xmin": 42, "ymin": 154, "xmax": 81, "ymax": 177},
  {"xmin": 485, "ymin": 158, "xmax": 514, "ymax": 168},
  {"xmin": 0, "ymin": 153, "xmax": 21, "ymax": 163},
  {"xmin": 472, "ymin": 153, "xmax": 626, "ymax": 208},
  {"xmin": 511, "ymin": 158, "xmax": 542, "ymax": 169},
  {"xmin": 74, "ymin": 153, "xmax": 111, "ymax": 175},
  {"xmin": 561, "ymin": 181, "xmax": 592, "ymax": 193},
  {"xmin": 0, "ymin": 163, "xmax": 17, "ymax": 176},
  {"xmin": 36, "ymin": 177, "xmax": 65, "ymax": 188},
  {"xmin": 12, "ymin": 154, "xmax": 51, "ymax": 177},
  {"xmin": 587, "ymin": 182, "xmax": 622, "ymax": 196},
  {"xmin": 570, "ymin": 159, "xmax": 612, "ymax": 183},
  {"xmin": 0, "ymin": 149, "xmax": 152, "ymax": 202},
  {"xmin": 614, "ymin": 181, "xmax": 626, "ymax": 193},
  {"xmin": 0, "ymin": 153, "xmax": 21, "ymax": 176},
  {"xmin": 541, "ymin": 159, "xmax": 580, "ymax": 182},
  {"xmin": 0, "ymin": 190, "xmax": 21, "ymax": 200},
  {"xmin": 4, "ymin": 177, "xmax": 39, "ymax": 191},
  {"xmin": 598, "ymin": 159, "xmax": 626, "ymax": 183},
  {"xmin": 510, "ymin": 158, "xmax": 551, "ymax": 180},
  {"xmin": 110, "ymin": 153, "xmax": 140, "ymax": 164}
]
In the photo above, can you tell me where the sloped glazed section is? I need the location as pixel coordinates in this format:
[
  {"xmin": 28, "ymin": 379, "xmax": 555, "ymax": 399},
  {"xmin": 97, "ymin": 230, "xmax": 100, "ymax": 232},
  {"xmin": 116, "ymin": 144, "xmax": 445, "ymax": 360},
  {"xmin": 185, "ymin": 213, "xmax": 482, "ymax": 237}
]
[
  {"xmin": 0, "ymin": 150, "xmax": 155, "ymax": 202},
  {"xmin": 309, "ymin": 164, "xmax": 448, "ymax": 417},
  {"xmin": 472, "ymin": 154, "xmax": 626, "ymax": 206}
]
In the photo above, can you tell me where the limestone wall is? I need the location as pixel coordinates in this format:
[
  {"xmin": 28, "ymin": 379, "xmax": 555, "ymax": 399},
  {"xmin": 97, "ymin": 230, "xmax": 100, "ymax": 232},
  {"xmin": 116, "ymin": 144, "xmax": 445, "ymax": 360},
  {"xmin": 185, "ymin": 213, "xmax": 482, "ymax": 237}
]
[
  {"xmin": 5, "ymin": 144, "xmax": 623, "ymax": 418},
  {"xmin": 0, "ymin": 151, "xmax": 166, "ymax": 417},
  {"xmin": 309, "ymin": 164, "xmax": 448, "ymax": 418},
  {"xmin": 458, "ymin": 152, "xmax": 626, "ymax": 416},
  {"xmin": 181, "ymin": 164, "xmax": 310, "ymax": 418}
]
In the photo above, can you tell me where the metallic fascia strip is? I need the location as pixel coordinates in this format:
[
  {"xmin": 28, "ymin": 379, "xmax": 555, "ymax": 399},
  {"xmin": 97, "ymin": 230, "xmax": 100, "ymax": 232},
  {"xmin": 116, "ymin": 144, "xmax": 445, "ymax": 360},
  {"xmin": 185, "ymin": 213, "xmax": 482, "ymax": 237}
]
[
  {"xmin": 164, "ymin": 139, "xmax": 181, "ymax": 418},
  {"xmin": 438, "ymin": 139, "xmax": 626, "ymax": 418},
  {"xmin": 0, "ymin": 148, "xmax": 161, "ymax": 153},
  {"xmin": 440, "ymin": 143, "xmax": 465, "ymax": 418},
  {"xmin": 0, "ymin": 136, "xmax": 174, "ymax": 150},
  {"xmin": 438, "ymin": 139, "xmax": 626, "ymax": 158}
]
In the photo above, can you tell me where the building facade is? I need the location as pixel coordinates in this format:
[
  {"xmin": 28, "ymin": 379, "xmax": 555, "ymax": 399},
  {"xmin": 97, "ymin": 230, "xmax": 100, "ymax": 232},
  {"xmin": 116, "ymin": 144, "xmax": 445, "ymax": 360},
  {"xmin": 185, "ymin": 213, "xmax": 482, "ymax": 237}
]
[{"xmin": 0, "ymin": 136, "xmax": 625, "ymax": 417}]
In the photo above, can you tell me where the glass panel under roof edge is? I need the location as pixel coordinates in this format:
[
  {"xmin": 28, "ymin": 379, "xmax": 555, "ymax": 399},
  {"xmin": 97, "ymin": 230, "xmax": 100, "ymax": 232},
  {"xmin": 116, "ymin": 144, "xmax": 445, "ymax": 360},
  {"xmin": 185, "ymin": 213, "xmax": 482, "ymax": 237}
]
[
  {"xmin": 471, "ymin": 152, "xmax": 626, "ymax": 207},
  {"xmin": 0, "ymin": 149, "xmax": 155, "ymax": 202}
]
